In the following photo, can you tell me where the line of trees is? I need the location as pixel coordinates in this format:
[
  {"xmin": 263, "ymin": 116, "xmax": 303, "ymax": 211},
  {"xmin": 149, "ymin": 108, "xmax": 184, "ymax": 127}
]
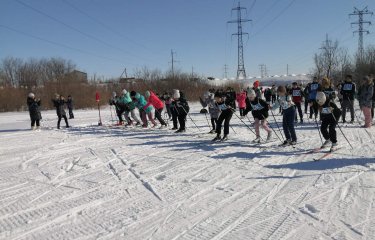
[
  {"xmin": 0, "ymin": 57, "xmax": 227, "ymax": 112},
  {"xmin": 312, "ymin": 38, "xmax": 375, "ymax": 86}
]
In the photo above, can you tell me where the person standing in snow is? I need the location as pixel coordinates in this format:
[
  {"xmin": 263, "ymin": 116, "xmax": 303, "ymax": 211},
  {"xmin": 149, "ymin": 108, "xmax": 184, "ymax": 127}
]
[
  {"xmin": 291, "ymin": 82, "xmax": 303, "ymax": 123},
  {"xmin": 272, "ymin": 86, "xmax": 297, "ymax": 145},
  {"xmin": 250, "ymin": 80, "xmax": 262, "ymax": 99},
  {"xmin": 145, "ymin": 90, "xmax": 168, "ymax": 129},
  {"xmin": 358, "ymin": 75, "xmax": 374, "ymax": 128},
  {"xmin": 27, "ymin": 93, "xmax": 42, "ymax": 130},
  {"xmin": 161, "ymin": 92, "xmax": 173, "ymax": 120},
  {"xmin": 130, "ymin": 91, "xmax": 156, "ymax": 128},
  {"xmin": 171, "ymin": 89, "xmax": 189, "ymax": 133},
  {"xmin": 271, "ymin": 85, "xmax": 277, "ymax": 104},
  {"xmin": 236, "ymin": 89, "xmax": 247, "ymax": 117},
  {"xmin": 340, "ymin": 74, "xmax": 356, "ymax": 123},
  {"xmin": 264, "ymin": 87, "xmax": 273, "ymax": 104},
  {"xmin": 307, "ymin": 77, "xmax": 321, "ymax": 119},
  {"xmin": 200, "ymin": 91, "xmax": 220, "ymax": 133},
  {"xmin": 212, "ymin": 88, "xmax": 236, "ymax": 141},
  {"xmin": 52, "ymin": 94, "xmax": 69, "ymax": 129},
  {"xmin": 316, "ymin": 91, "xmax": 341, "ymax": 151},
  {"xmin": 119, "ymin": 89, "xmax": 141, "ymax": 127},
  {"xmin": 109, "ymin": 93, "xmax": 125, "ymax": 125},
  {"xmin": 66, "ymin": 95, "xmax": 74, "ymax": 119},
  {"xmin": 243, "ymin": 89, "xmax": 272, "ymax": 143}
]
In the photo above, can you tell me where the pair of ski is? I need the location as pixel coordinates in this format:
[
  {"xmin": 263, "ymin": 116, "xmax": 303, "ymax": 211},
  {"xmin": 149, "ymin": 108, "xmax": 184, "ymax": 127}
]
[{"xmin": 306, "ymin": 146, "xmax": 342, "ymax": 161}]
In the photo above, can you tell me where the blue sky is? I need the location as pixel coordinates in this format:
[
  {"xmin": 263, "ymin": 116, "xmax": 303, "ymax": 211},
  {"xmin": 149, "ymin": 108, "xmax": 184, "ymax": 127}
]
[{"xmin": 1, "ymin": 0, "xmax": 375, "ymax": 79}]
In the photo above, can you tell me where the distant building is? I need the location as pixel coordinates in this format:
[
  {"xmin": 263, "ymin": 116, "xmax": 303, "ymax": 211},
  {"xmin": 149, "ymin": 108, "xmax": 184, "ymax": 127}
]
[{"xmin": 65, "ymin": 70, "xmax": 88, "ymax": 83}]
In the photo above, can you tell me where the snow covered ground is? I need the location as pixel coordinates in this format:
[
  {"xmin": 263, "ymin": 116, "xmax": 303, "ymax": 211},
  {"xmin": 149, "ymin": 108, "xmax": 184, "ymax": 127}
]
[{"xmin": 1, "ymin": 103, "xmax": 375, "ymax": 240}]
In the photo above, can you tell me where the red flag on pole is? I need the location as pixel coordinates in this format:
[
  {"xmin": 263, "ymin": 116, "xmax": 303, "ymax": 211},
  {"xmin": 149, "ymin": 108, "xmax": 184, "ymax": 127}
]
[
  {"xmin": 96, "ymin": 91, "xmax": 102, "ymax": 126},
  {"xmin": 95, "ymin": 92, "xmax": 100, "ymax": 102}
]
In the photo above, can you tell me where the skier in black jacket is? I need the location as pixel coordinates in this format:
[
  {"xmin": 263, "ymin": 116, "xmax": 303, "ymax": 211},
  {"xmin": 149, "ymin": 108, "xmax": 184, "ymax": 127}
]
[
  {"xmin": 172, "ymin": 89, "xmax": 189, "ymax": 133},
  {"xmin": 340, "ymin": 74, "xmax": 356, "ymax": 123},
  {"xmin": 212, "ymin": 88, "xmax": 236, "ymax": 142},
  {"xmin": 27, "ymin": 93, "xmax": 42, "ymax": 130},
  {"xmin": 66, "ymin": 95, "xmax": 74, "ymax": 119},
  {"xmin": 52, "ymin": 94, "xmax": 69, "ymax": 129}
]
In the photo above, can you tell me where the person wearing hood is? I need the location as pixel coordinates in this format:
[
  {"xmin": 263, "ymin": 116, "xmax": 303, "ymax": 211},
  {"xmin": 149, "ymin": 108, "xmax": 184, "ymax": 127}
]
[
  {"xmin": 144, "ymin": 90, "xmax": 167, "ymax": 128},
  {"xmin": 236, "ymin": 89, "xmax": 247, "ymax": 117},
  {"xmin": 130, "ymin": 91, "xmax": 156, "ymax": 128},
  {"xmin": 340, "ymin": 74, "xmax": 356, "ymax": 123},
  {"xmin": 52, "ymin": 94, "xmax": 69, "ymax": 129},
  {"xmin": 200, "ymin": 91, "xmax": 220, "ymax": 133},
  {"xmin": 27, "ymin": 92, "xmax": 42, "ymax": 130},
  {"xmin": 119, "ymin": 89, "xmax": 141, "ymax": 126},
  {"xmin": 243, "ymin": 89, "xmax": 272, "ymax": 143},
  {"xmin": 161, "ymin": 92, "xmax": 173, "ymax": 120},
  {"xmin": 358, "ymin": 75, "xmax": 374, "ymax": 128},
  {"xmin": 171, "ymin": 89, "xmax": 189, "ymax": 133}
]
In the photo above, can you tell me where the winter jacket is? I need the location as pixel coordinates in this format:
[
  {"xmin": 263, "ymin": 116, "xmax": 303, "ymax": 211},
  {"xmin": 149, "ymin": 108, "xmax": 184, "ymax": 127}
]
[
  {"xmin": 118, "ymin": 92, "xmax": 135, "ymax": 111},
  {"xmin": 320, "ymin": 99, "xmax": 341, "ymax": 122},
  {"xmin": 358, "ymin": 83, "xmax": 374, "ymax": 108},
  {"xmin": 52, "ymin": 99, "xmax": 67, "ymax": 117},
  {"xmin": 272, "ymin": 95, "xmax": 294, "ymax": 111},
  {"xmin": 264, "ymin": 89, "xmax": 272, "ymax": 102},
  {"xmin": 172, "ymin": 96, "xmax": 189, "ymax": 115},
  {"xmin": 236, "ymin": 92, "xmax": 247, "ymax": 108},
  {"xmin": 145, "ymin": 91, "xmax": 164, "ymax": 110},
  {"xmin": 66, "ymin": 98, "xmax": 73, "ymax": 109},
  {"xmin": 225, "ymin": 91, "xmax": 237, "ymax": 109},
  {"xmin": 200, "ymin": 94, "xmax": 220, "ymax": 119},
  {"xmin": 133, "ymin": 93, "xmax": 153, "ymax": 113},
  {"xmin": 27, "ymin": 97, "xmax": 42, "ymax": 121},
  {"xmin": 244, "ymin": 97, "xmax": 269, "ymax": 120},
  {"xmin": 291, "ymin": 87, "xmax": 303, "ymax": 103},
  {"xmin": 340, "ymin": 81, "xmax": 356, "ymax": 101},
  {"xmin": 307, "ymin": 82, "xmax": 320, "ymax": 102},
  {"xmin": 320, "ymin": 86, "xmax": 336, "ymax": 100}
]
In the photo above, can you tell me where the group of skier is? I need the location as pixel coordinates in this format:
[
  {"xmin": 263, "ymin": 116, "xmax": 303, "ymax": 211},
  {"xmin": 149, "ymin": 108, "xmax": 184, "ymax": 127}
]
[
  {"xmin": 26, "ymin": 74, "xmax": 374, "ymax": 152},
  {"xmin": 109, "ymin": 89, "xmax": 189, "ymax": 133},
  {"xmin": 200, "ymin": 74, "xmax": 374, "ymax": 152}
]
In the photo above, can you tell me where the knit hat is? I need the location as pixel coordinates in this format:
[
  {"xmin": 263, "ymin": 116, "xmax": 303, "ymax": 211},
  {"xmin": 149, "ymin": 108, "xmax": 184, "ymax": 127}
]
[
  {"xmin": 247, "ymin": 89, "xmax": 256, "ymax": 98},
  {"xmin": 130, "ymin": 91, "xmax": 137, "ymax": 97},
  {"xmin": 28, "ymin": 92, "xmax": 35, "ymax": 98},
  {"xmin": 145, "ymin": 91, "xmax": 151, "ymax": 99},
  {"xmin": 173, "ymin": 89, "xmax": 180, "ymax": 99},
  {"xmin": 316, "ymin": 91, "xmax": 326, "ymax": 106},
  {"xmin": 122, "ymin": 89, "xmax": 127, "ymax": 95},
  {"xmin": 253, "ymin": 80, "xmax": 260, "ymax": 88}
]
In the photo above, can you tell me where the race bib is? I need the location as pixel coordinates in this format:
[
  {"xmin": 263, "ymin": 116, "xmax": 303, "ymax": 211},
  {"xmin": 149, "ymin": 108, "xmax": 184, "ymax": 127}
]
[
  {"xmin": 292, "ymin": 90, "xmax": 301, "ymax": 97},
  {"xmin": 251, "ymin": 103, "xmax": 264, "ymax": 111},
  {"xmin": 311, "ymin": 83, "xmax": 319, "ymax": 91},
  {"xmin": 321, "ymin": 107, "xmax": 332, "ymax": 114},
  {"xmin": 342, "ymin": 84, "xmax": 353, "ymax": 91}
]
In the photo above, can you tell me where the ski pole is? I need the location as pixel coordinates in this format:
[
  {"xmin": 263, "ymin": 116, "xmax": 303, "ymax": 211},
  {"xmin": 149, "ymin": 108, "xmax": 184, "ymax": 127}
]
[
  {"xmin": 261, "ymin": 114, "xmax": 283, "ymax": 143},
  {"xmin": 270, "ymin": 108, "xmax": 285, "ymax": 141},
  {"xmin": 204, "ymin": 112, "xmax": 211, "ymax": 131},
  {"xmin": 313, "ymin": 117, "xmax": 323, "ymax": 145},
  {"xmin": 232, "ymin": 110, "xmax": 259, "ymax": 139},
  {"xmin": 180, "ymin": 106, "xmax": 201, "ymax": 131},
  {"xmin": 331, "ymin": 113, "xmax": 354, "ymax": 149}
]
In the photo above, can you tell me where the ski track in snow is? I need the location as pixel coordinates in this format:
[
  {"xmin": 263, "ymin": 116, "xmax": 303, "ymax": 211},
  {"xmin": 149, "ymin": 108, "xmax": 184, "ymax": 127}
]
[{"xmin": 0, "ymin": 105, "xmax": 375, "ymax": 239}]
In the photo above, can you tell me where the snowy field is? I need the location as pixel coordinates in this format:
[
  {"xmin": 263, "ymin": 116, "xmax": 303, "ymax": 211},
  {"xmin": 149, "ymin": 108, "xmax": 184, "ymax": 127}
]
[{"xmin": 1, "ymin": 103, "xmax": 375, "ymax": 240}]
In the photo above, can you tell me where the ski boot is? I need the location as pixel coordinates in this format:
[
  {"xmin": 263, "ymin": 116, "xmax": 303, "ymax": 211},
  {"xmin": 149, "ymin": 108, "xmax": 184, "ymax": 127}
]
[
  {"xmin": 221, "ymin": 135, "xmax": 229, "ymax": 141},
  {"xmin": 321, "ymin": 139, "xmax": 331, "ymax": 149},
  {"xmin": 266, "ymin": 131, "xmax": 272, "ymax": 142},
  {"xmin": 252, "ymin": 136, "xmax": 261, "ymax": 143},
  {"xmin": 330, "ymin": 142, "xmax": 338, "ymax": 152},
  {"xmin": 212, "ymin": 135, "xmax": 221, "ymax": 142}
]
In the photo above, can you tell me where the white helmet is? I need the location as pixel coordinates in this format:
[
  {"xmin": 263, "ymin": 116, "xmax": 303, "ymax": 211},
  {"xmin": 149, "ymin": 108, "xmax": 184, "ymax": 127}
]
[
  {"xmin": 28, "ymin": 92, "xmax": 35, "ymax": 98},
  {"xmin": 316, "ymin": 92, "xmax": 326, "ymax": 106}
]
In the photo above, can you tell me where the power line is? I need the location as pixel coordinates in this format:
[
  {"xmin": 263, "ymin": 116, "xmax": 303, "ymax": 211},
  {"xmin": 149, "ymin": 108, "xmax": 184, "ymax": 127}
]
[
  {"xmin": 252, "ymin": 0, "xmax": 296, "ymax": 38},
  {"xmin": 61, "ymin": 0, "xmax": 161, "ymax": 56},
  {"xmin": 15, "ymin": 0, "xmax": 152, "ymax": 63},
  {"xmin": 0, "ymin": 24, "xmax": 125, "ymax": 64}
]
